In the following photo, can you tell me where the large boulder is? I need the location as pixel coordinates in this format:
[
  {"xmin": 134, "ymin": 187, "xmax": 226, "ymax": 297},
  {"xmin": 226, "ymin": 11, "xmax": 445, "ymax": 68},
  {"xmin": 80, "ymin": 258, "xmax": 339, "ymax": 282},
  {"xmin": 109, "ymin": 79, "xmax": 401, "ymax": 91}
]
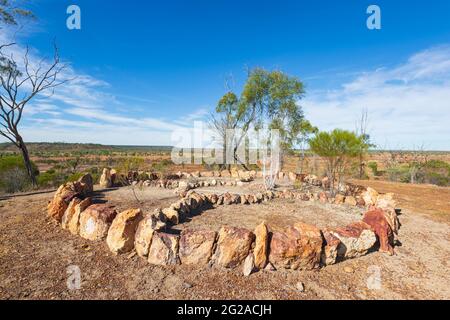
[
  {"xmin": 106, "ymin": 209, "xmax": 143, "ymax": 254},
  {"xmin": 362, "ymin": 209, "xmax": 395, "ymax": 255},
  {"xmin": 79, "ymin": 204, "xmax": 117, "ymax": 241},
  {"xmin": 61, "ymin": 198, "xmax": 82, "ymax": 230},
  {"xmin": 162, "ymin": 207, "xmax": 180, "ymax": 225},
  {"xmin": 134, "ymin": 212, "xmax": 166, "ymax": 257},
  {"xmin": 321, "ymin": 230, "xmax": 341, "ymax": 266},
  {"xmin": 147, "ymin": 232, "xmax": 180, "ymax": 266},
  {"xmin": 179, "ymin": 229, "xmax": 217, "ymax": 265},
  {"xmin": 48, "ymin": 182, "xmax": 83, "ymax": 222},
  {"xmin": 362, "ymin": 187, "xmax": 379, "ymax": 207},
  {"xmin": 253, "ymin": 222, "xmax": 269, "ymax": 269},
  {"xmin": 77, "ymin": 173, "xmax": 94, "ymax": 196},
  {"xmin": 375, "ymin": 193, "xmax": 400, "ymax": 234},
  {"xmin": 99, "ymin": 168, "xmax": 113, "ymax": 188},
  {"xmin": 269, "ymin": 222, "xmax": 323, "ymax": 270},
  {"xmin": 331, "ymin": 222, "xmax": 377, "ymax": 259},
  {"xmin": 213, "ymin": 226, "xmax": 255, "ymax": 268},
  {"xmin": 67, "ymin": 198, "xmax": 92, "ymax": 235}
]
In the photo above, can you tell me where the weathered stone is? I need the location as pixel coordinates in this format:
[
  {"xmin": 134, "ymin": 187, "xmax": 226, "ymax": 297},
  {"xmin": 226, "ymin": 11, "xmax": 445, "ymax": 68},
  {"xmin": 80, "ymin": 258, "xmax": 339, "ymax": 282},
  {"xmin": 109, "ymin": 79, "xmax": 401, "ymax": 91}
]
[
  {"xmin": 77, "ymin": 173, "xmax": 94, "ymax": 196},
  {"xmin": 253, "ymin": 222, "xmax": 269, "ymax": 269},
  {"xmin": 220, "ymin": 170, "xmax": 231, "ymax": 177},
  {"xmin": 61, "ymin": 198, "xmax": 82, "ymax": 230},
  {"xmin": 362, "ymin": 209, "xmax": 395, "ymax": 255},
  {"xmin": 79, "ymin": 204, "xmax": 117, "ymax": 241},
  {"xmin": 345, "ymin": 196, "xmax": 357, "ymax": 206},
  {"xmin": 269, "ymin": 222, "xmax": 323, "ymax": 270},
  {"xmin": 135, "ymin": 213, "xmax": 166, "ymax": 257},
  {"xmin": 321, "ymin": 177, "xmax": 330, "ymax": 189},
  {"xmin": 147, "ymin": 232, "xmax": 180, "ymax": 266},
  {"xmin": 67, "ymin": 198, "xmax": 92, "ymax": 235},
  {"xmin": 318, "ymin": 192, "xmax": 328, "ymax": 204},
  {"xmin": 356, "ymin": 197, "xmax": 366, "ymax": 207},
  {"xmin": 106, "ymin": 209, "xmax": 143, "ymax": 254},
  {"xmin": 288, "ymin": 172, "xmax": 297, "ymax": 182},
  {"xmin": 162, "ymin": 207, "xmax": 179, "ymax": 225},
  {"xmin": 99, "ymin": 168, "xmax": 113, "ymax": 188},
  {"xmin": 242, "ymin": 254, "xmax": 255, "ymax": 276},
  {"xmin": 334, "ymin": 194, "xmax": 345, "ymax": 205},
  {"xmin": 47, "ymin": 196, "xmax": 69, "ymax": 222},
  {"xmin": 362, "ymin": 187, "xmax": 379, "ymax": 207},
  {"xmin": 321, "ymin": 230, "xmax": 341, "ymax": 266},
  {"xmin": 331, "ymin": 222, "xmax": 377, "ymax": 259},
  {"xmin": 179, "ymin": 229, "xmax": 217, "ymax": 265},
  {"xmin": 278, "ymin": 172, "xmax": 285, "ymax": 180},
  {"xmin": 213, "ymin": 226, "xmax": 255, "ymax": 268}
]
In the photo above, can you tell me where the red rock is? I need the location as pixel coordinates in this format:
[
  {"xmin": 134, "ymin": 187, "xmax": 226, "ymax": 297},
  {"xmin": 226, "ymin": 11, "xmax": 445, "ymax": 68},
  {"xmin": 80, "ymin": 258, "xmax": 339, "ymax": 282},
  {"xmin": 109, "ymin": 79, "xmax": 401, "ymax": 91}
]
[
  {"xmin": 331, "ymin": 222, "xmax": 377, "ymax": 258},
  {"xmin": 213, "ymin": 226, "xmax": 255, "ymax": 268},
  {"xmin": 79, "ymin": 204, "xmax": 117, "ymax": 241},
  {"xmin": 362, "ymin": 209, "xmax": 395, "ymax": 255},
  {"xmin": 269, "ymin": 222, "xmax": 323, "ymax": 270},
  {"xmin": 321, "ymin": 230, "xmax": 341, "ymax": 265},
  {"xmin": 148, "ymin": 232, "xmax": 180, "ymax": 265},
  {"xmin": 179, "ymin": 229, "xmax": 217, "ymax": 265}
]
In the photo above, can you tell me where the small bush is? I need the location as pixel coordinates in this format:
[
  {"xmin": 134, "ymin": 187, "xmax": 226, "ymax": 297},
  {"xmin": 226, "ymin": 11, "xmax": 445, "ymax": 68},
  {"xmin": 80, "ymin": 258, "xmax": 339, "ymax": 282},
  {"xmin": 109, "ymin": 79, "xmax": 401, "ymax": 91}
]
[
  {"xmin": 0, "ymin": 156, "xmax": 38, "ymax": 193},
  {"xmin": 368, "ymin": 161, "xmax": 379, "ymax": 176}
]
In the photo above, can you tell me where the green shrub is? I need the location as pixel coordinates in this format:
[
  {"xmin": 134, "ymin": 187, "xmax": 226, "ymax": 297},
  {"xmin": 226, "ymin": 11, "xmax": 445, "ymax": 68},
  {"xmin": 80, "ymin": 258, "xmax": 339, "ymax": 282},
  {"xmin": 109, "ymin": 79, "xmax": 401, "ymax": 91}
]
[
  {"xmin": 368, "ymin": 161, "xmax": 379, "ymax": 176},
  {"xmin": 0, "ymin": 156, "xmax": 39, "ymax": 193}
]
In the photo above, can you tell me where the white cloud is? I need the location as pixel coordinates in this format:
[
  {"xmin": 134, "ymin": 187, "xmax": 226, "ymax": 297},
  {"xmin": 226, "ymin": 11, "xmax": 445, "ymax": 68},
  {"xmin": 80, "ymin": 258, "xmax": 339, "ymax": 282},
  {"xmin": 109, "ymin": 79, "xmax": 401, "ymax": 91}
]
[{"xmin": 303, "ymin": 45, "xmax": 450, "ymax": 150}]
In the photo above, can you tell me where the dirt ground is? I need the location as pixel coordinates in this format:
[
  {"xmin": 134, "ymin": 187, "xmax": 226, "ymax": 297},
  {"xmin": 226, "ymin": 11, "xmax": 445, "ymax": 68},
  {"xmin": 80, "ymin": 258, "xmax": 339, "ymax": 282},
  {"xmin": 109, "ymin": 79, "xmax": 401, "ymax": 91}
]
[{"xmin": 0, "ymin": 183, "xmax": 449, "ymax": 300}]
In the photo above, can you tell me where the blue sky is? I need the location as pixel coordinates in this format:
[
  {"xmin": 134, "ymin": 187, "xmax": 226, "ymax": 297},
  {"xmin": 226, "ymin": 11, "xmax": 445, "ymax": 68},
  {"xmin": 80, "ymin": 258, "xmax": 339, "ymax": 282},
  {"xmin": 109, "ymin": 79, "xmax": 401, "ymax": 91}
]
[{"xmin": 2, "ymin": 0, "xmax": 450, "ymax": 149}]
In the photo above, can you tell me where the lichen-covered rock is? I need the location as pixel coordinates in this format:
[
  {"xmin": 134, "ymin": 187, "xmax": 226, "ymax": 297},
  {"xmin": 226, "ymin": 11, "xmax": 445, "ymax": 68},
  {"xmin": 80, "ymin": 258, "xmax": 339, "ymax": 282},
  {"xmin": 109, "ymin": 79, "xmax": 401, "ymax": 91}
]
[
  {"xmin": 362, "ymin": 209, "xmax": 395, "ymax": 255},
  {"xmin": 269, "ymin": 222, "xmax": 323, "ymax": 270},
  {"xmin": 79, "ymin": 204, "xmax": 117, "ymax": 241},
  {"xmin": 179, "ymin": 229, "xmax": 217, "ymax": 265},
  {"xmin": 134, "ymin": 212, "xmax": 166, "ymax": 257},
  {"xmin": 253, "ymin": 222, "xmax": 269, "ymax": 269},
  {"xmin": 331, "ymin": 222, "xmax": 377, "ymax": 259},
  {"xmin": 147, "ymin": 232, "xmax": 180, "ymax": 266},
  {"xmin": 61, "ymin": 198, "xmax": 82, "ymax": 230},
  {"xmin": 213, "ymin": 226, "xmax": 255, "ymax": 268},
  {"xmin": 321, "ymin": 230, "xmax": 341, "ymax": 265},
  {"xmin": 67, "ymin": 198, "xmax": 92, "ymax": 235},
  {"xmin": 106, "ymin": 209, "xmax": 143, "ymax": 254}
]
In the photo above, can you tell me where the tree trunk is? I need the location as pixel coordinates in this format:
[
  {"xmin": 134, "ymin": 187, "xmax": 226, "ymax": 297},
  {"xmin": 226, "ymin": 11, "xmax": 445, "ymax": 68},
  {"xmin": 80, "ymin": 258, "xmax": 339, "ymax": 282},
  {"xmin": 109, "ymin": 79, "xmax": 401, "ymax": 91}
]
[{"xmin": 17, "ymin": 137, "xmax": 37, "ymax": 187}]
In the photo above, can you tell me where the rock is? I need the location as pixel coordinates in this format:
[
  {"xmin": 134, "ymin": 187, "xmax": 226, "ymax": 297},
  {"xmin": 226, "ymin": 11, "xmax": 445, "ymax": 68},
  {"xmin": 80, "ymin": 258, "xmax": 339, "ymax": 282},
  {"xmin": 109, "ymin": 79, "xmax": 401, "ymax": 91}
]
[
  {"xmin": 321, "ymin": 230, "xmax": 341, "ymax": 266},
  {"xmin": 48, "ymin": 182, "xmax": 82, "ymax": 222},
  {"xmin": 356, "ymin": 197, "xmax": 366, "ymax": 207},
  {"xmin": 253, "ymin": 222, "xmax": 269, "ymax": 269},
  {"xmin": 375, "ymin": 193, "xmax": 400, "ymax": 234},
  {"xmin": 362, "ymin": 209, "xmax": 395, "ymax": 255},
  {"xmin": 79, "ymin": 204, "xmax": 117, "ymax": 241},
  {"xmin": 321, "ymin": 177, "xmax": 330, "ymax": 189},
  {"xmin": 318, "ymin": 192, "xmax": 328, "ymax": 204},
  {"xmin": 162, "ymin": 207, "xmax": 180, "ymax": 225},
  {"xmin": 135, "ymin": 213, "xmax": 166, "ymax": 257},
  {"xmin": 240, "ymin": 194, "xmax": 249, "ymax": 205},
  {"xmin": 47, "ymin": 196, "xmax": 69, "ymax": 222},
  {"xmin": 242, "ymin": 254, "xmax": 255, "ymax": 276},
  {"xmin": 179, "ymin": 229, "xmax": 217, "ymax": 265},
  {"xmin": 61, "ymin": 198, "xmax": 82, "ymax": 230},
  {"xmin": 344, "ymin": 196, "xmax": 357, "ymax": 206},
  {"xmin": 77, "ymin": 173, "xmax": 94, "ymax": 196},
  {"xmin": 213, "ymin": 226, "xmax": 255, "ymax": 268},
  {"xmin": 288, "ymin": 172, "xmax": 297, "ymax": 182},
  {"xmin": 269, "ymin": 222, "xmax": 323, "ymax": 270},
  {"xmin": 147, "ymin": 232, "xmax": 180, "ymax": 266},
  {"xmin": 331, "ymin": 222, "xmax": 377, "ymax": 259},
  {"xmin": 239, "ymin": 171, "xmax": 253, "ymax": 182},
  {"xmin": 220, "ymin": 170, "xmax": 231, "ymax": 177},
  {"xmin": 67, "ymin": 198, "xmax": 92, "ymax": 235},
  {"xmin": 106, "ymin": 209, "xmax": 143, "ymax": 254},
  {"xmin": 362, "ymin": 187, "xmax": 379, "ymax": 206},
  {"xmin": 210, "ymin": 179, "xmax": 217, "ymax": 187},
  {"xmin": 334, "ymin": 194, "xmax": 345, "ymax": 205},
  {"xmin": 295, "ymin": 282, "xmax": 305, "ymax": 292},
  {"xmin": 278, "ymin": 172, "xmax": 285, "ymax": 180},
  {"xmin": 99, "ymin": 168, "xmax": 113, "ymax": 188}
]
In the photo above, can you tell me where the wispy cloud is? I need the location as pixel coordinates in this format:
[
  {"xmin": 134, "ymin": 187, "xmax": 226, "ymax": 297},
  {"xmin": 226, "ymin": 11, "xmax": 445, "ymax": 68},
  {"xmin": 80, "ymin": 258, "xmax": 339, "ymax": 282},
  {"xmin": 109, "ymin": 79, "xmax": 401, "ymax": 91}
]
[{"xmin": 302, "ymin": 45, "xmax": 450, "ymax": 150}]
